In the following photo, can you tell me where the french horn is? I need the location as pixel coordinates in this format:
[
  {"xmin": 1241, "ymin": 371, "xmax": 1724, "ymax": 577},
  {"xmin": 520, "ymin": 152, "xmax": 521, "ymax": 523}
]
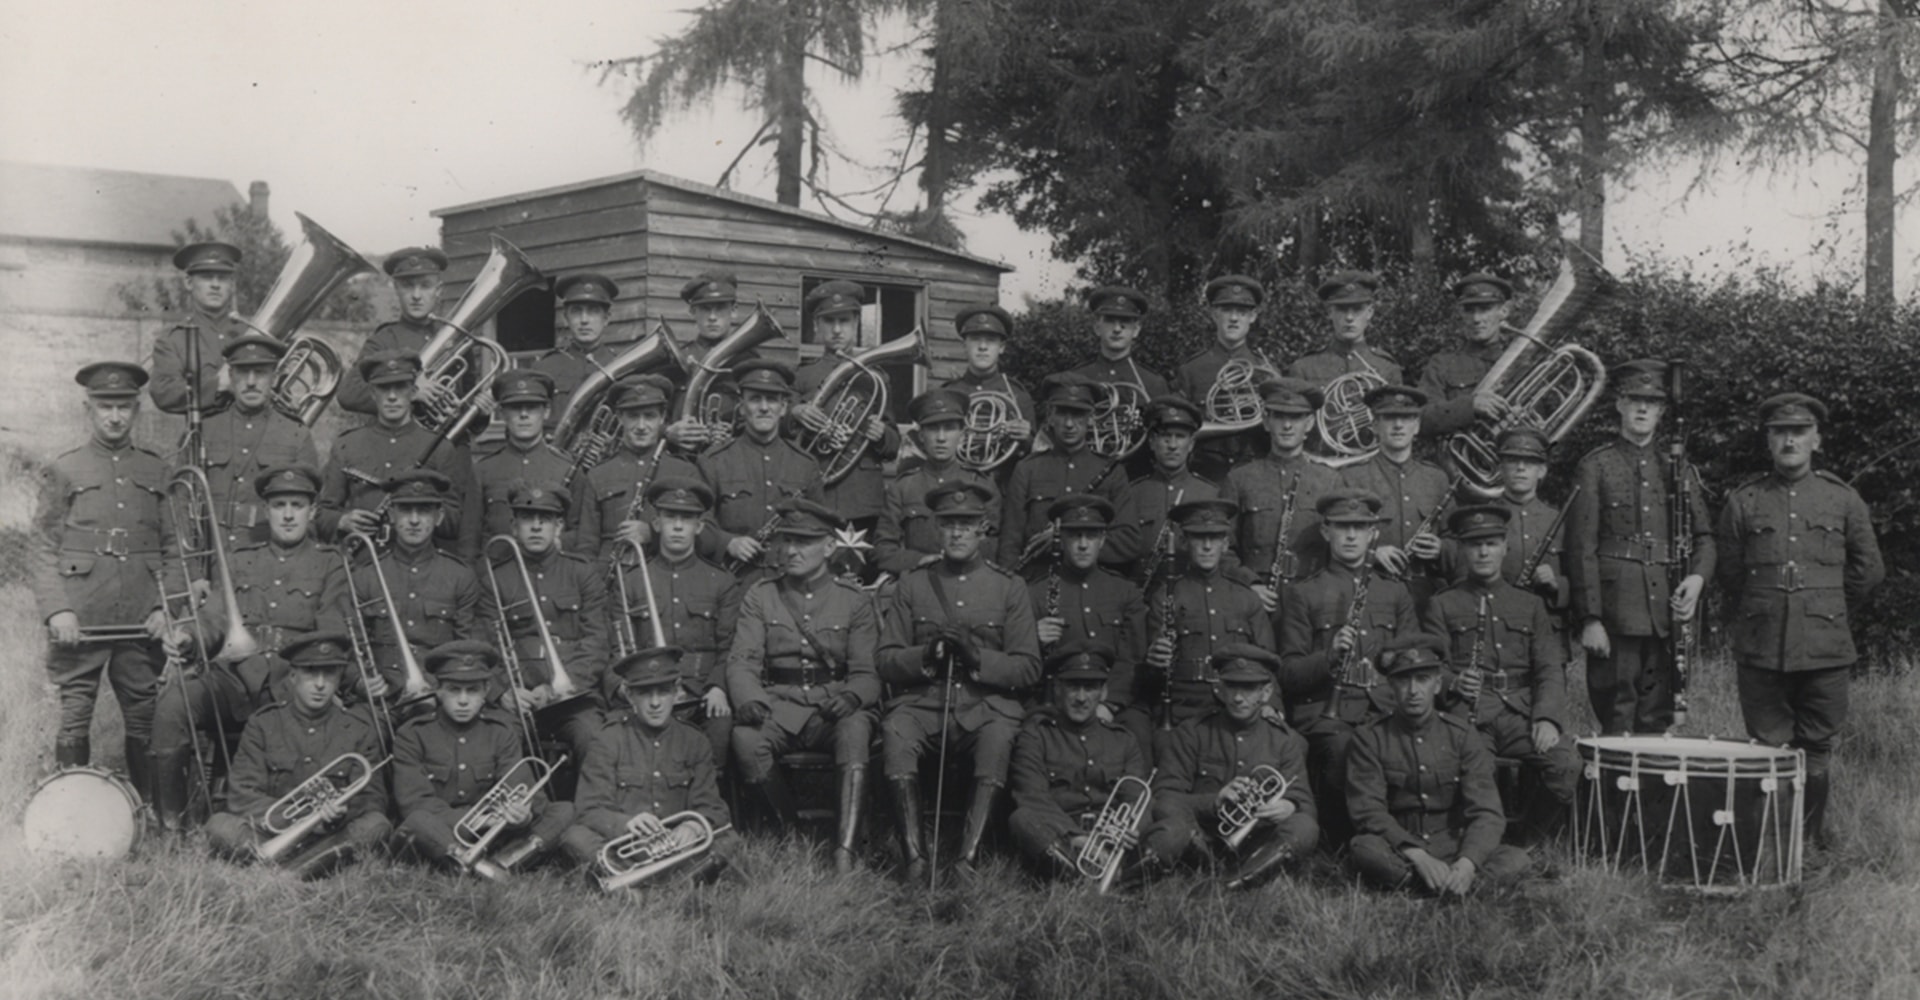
[{"xmin": 796, "ymin": 327, "xmax": 928, "ymax": 485}]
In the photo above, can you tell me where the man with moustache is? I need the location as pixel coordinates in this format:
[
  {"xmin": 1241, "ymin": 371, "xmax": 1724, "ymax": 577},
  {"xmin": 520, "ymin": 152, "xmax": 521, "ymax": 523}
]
[
  {"xmin": 318, "ymin": 351, "xmax": 480, "ymax": 559},
  {"xmin": 191, "ymin": 335, "xmax": 322, "ymax": 546},
  {"xmin": 694, "ymin": 359, "xmax": 824, "ymax": 577}
]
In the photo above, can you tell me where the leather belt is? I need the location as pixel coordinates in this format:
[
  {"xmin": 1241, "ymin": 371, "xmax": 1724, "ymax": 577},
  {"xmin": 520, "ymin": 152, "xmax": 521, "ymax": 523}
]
[
  {"xmin": 1597, "ymin": 535, "xmax": 1671, "ymax": 565},
  {"xmin": 769, "ymin": 660, "xmax": 832, "ymax": 687},
  {"xmin": 61, "ymin": 525, "xmax": 161, "ymax": 558},
  {"xmin": 1743, "ymin": 562, "xmax": 1842, "ymax": 592}
]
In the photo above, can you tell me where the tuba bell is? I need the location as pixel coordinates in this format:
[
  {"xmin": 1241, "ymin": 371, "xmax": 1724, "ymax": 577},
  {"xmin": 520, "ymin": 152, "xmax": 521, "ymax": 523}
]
[
  {"xmin": 796, "ymin": 327, "xmax": 929, "ymax": 485},
  {"xmin": 414, "ymin": 235, "xmax": 546, "ymax": 441},
  {"xmin": 552, "ymin": 319, "xmax": 690, "ymax": 474},
  {"xmin": 677, "ymin": 304, "xmax": 788, "ymax": 448},
  {"xmin": 957, "ymin": 389, "xmax": 1024, "ymax": 472},
  {"xmin": 249, "ymin": 213, "xmax": 377, "ymax": 426}
]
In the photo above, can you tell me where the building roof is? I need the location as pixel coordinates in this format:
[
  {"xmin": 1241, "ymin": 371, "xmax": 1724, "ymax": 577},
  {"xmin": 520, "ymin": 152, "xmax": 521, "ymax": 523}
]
[
  {"xmin": 432, "ymin": 168, "xmax": 1013, "ymax": 273},
  {"xmin": 0, "ymin": 161, "xmax": 244, "ymax": 249}
]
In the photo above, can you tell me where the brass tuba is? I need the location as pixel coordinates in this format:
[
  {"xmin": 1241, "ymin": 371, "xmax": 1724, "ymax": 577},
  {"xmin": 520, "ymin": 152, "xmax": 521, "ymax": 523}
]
[
  {"xmin": 1444, "ymin": 250, "xmax": 1612, "ymax": 499},
  {"xmin": 255, "ymin": 752, "xmax": 391, "ymax": 863},
  {"xmin": 1075, "ymin": 770, "xmax": 1154, "ymax": 893},
  {"xmin": 414, "ymin": 235, "xmax": 546, "ymax": 441},
  {"xmin": 596, "ymin": 811, "xmax": 729, "ymax": 891},
  {"xmin": 796, "ymin": 327, "xmax": 928, "ymax": 485},
  {"xmin": 552, "ymin": 319, "xmax": 690, "ymax": 474},
  {"xmin": 246, "ymin": 213, "xmax": 376, "ymax": 426},
  {"xmin": 677, "ymin": 304, "xmax": 787, "ymax": 448},
  {"xmin": 1088, "ymin": 381, "xmax": 1149, "ymax": 460},
  {"xmin": 957, "ymin": 390, "xmax": 1024, "ymax": 472}
]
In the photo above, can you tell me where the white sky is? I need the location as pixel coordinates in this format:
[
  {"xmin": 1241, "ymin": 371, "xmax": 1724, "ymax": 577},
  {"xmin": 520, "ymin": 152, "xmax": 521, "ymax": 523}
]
[{"xmin": 0, "ymin": 0, "xmax": 1910, "ymax": 302}]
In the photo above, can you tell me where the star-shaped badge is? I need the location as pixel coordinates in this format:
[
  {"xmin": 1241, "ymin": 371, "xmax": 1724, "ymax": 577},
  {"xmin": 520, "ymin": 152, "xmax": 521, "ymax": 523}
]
[{"xmin": 831, "ymin": 524, "xmax": 873, "ymax": 566}]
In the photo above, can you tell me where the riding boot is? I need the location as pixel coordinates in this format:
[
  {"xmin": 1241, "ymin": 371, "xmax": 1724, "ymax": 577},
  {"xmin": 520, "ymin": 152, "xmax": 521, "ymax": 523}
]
[
  {"xmin": 834, "ymin": 766, "xmax": 866, "ymax": 875},
  {"xmin": 888, "ymin": 777, "xmax": 926, "ymax": 883},
  {"xmin": 751, "ymin": 772, "xmax": 801, "ymax": 832},
  {"xmin": 1803, "ymin": 772, "xmax": 1832, "ymax": 849},
  {"xmin": 956, "ymin": 779, "xmax": 999, "ymax": 869},
  {"xmin": 54, "ymin": 737, "xmax": 89, "ymax": 769},
  {"xmin": 151, "ymin": 747, "xmax": 198, "ymax": 833}
]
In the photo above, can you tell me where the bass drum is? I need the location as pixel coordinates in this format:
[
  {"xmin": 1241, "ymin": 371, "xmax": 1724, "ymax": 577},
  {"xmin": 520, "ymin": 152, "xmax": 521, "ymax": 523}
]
[{"xmin": 22, "ymin": 767, "xmax": 144, "ymax": 859}]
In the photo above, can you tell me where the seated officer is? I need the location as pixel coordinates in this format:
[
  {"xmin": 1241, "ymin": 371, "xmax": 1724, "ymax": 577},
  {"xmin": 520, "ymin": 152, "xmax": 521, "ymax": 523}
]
[
  {"xmin": 562, "ymin": 645, "xmax": 737, "ymax": 880},
  {"xmin": 878, "ymin": 481, "xmax": 1042, "ymax": 881},
  {"xmin": 1421, "ymin": 505, "xmax": 1579, "ymax": 844},
  {"xmin": 726, "ymin": 498, "xmax": 880, "ymax": 871},
  {"xmin": 206, "ymin": 633, "xmax": 391, "ymax": 880},
  {"xmin": 1137, "ymin": 499, "xmax": 1271, "ymax": 743},
  {"xmin": 392, "ymin": 640, "xmax": 575, "ymax": 880},
  {"xmin": 1142, "ymin": 644, "xmax": 1317, "ymax": 890},
  {"xmin": 875, "ymin": 388, "xmax": 1002, "ymax": 577},
  {"xmin": 1007, "ymin": 643, "xmax": 1150, "ymax": 882},
  {"xmin": 1345, "ymin": 634, "xmax": 1531, "ymax": 895},
  {"xmin": 1028, "ymin": 494, "xmax": 1147, "ymax": 748}
]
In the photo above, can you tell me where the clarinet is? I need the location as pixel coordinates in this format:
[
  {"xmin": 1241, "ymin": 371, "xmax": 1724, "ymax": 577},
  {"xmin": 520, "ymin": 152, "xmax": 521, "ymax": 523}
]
[
  {"xmin": 1154, "ymin": 527, "xmax": 1179, "ymax": 732},
  {"xmin": 622, "ymin": 440, "xmax": 670, "ymax": 524},
  {"xmin": 1042, "ymin": 518, "xmax": 1062, "ymax": 650},
  {"xmin": 1320, "ymin": 562, "xmax": 1375, "ymax": 721},
  {"xmin": 1666, "ymin": 361, "xmax": 1694, "ymax": 726},
  {"xmin": 1264, "ymin": 472, "xmax": 1299, "ymax": 589},
  {"xmin": 1512, "ymin": 485, "xmax": 1578, "ymax": 590},
  {"xmin": 1460, "ymin": 593, "xmax": 1489, "ymax": 716}
]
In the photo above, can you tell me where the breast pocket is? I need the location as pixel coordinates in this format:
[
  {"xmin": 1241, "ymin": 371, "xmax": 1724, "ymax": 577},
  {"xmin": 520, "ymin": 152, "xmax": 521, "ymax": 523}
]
[
  {"xmin": 1600, "ymin": 492, "xmax": 1638, "ymax": 539},
  {"xmin": 422, "ymin": 598, "xmax": 462, "ymax": 642},
  {"xmin": 1744, "ymin": 510, "xmax": 1786, "ymax": 565},
  {"xmin": 1802, "ymin": 511, "xmax": 1847, "ymax": 566}
]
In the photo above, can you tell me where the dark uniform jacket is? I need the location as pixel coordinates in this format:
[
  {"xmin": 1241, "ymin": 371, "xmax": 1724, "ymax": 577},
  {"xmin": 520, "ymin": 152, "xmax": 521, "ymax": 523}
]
[
  {"xmin": 318, "ymin": 419, "xmax": 480, "ymax": 558},
  {"xmin": 996, "ymin": 447, "xmax": 1123, "ymax": 567},
  {"xmin": 335, "ymin": 317, "xmax": 436, "ymax": 416},
  {"xmin": 472, "ymin": 438, "xmax": 579, "ymax": 541},
  {"xmin": 531, "ymin": 342, "xmax": 627, "ymax": 426},
  {"xmin": 1441, "ymin": 494, "xmax": 1571, "ymax": 612},
  {"xmin": 225, "ymin": 536, "xmax": 350, "ymax": 699},
  {"xmin": 878, "ymin": 555, "xmax": 1042, "ymax": 724},
  {"xmin": 1152, "ymin": 708, "xmax": 1316, "ymax": 824},
  {"xmin": 695, "ymin": 432, "xmax": 823, "ymax": 568},
  {"xmin": 225, "ymin": 692, "xmax": 388, "ymax": 824},
  {"xmin": 1010, "ymin": 708, "xmax": 1148, "ymax": 837},
  {"xmin": 1102, "ymin": 468, "xmax": 1222, "ymax": 580},
  {"xmin": 32, "ymin": 438, "xmax": 174, "ymax": 627},
  {"xmin": 1173, "ymin": 341, "xmax": 1272, "ymax": 468},
  {"xmin": 487, "ymin": 546, "xmax": 610, "ymax": 697},
  {"xmin": 665, "ymin": 339, "xmax": 763, "ymax": 461},
  {"xmin": 1146, "ymin": 564, "xmax": 1273, "ymax": 691},
  {"xmin": 1221, "ymin": 453, "xmax": 1343, "ymax": 585},
  {"xmin": 1568, "ymin": 438, "xmax": 1716, "ymax": 636},
  {"xmin": 791, "ymin": 348, "xmax": 902, "ymax": 522},
  {"xmin": 194, "ymin": 404, "xmax": 321, "ymax": 537},
  {"xmin": 1345, "ymin": 711, "xmax": 1504, "ymax": 864},
  {"xmin": 1028, "ymin": 565, "xmax": 1147, "ymax": 709},
  {"xmin": 352, "ymin": 543, "xmax": 483, "ymax": 687},
  {"xmin": 1287, "ymin": 343, "xmax": 1404, "ymax": 388},
  {"xmin": 147, "ymin": 312, "xmax": 249, "ymax": 414},
  {"xmin": 392, "ymin": 707, "xmax": 529, "ymax": 826},
  {"xmin": 574, "ymin": 714, "xmax": 730, "ymax": 837},
  {"xmin": 575, "ymin": 444, "xmax": 702, "ymax": 564},
  {"xmin": 943, "ymin": 369, "xmax": 1034, "ymax": 430},
  {"xmin": 614, "ymin": 552, "xmax": 741, "ymax": 697},
  {"xmin": 1715, "ymin": 469, "xmax": 1885, "ymax": 672},
  {"xmin": 726, "ymin": 573, "xmax": 880, "ymax": 726},
  {"xmin": 1070, "ymin": 357, "xmax": 1170, "ymax": 400},
  {"xmin": 1416, "ymin": 341, "xmax": 1504, "ymax": 437},
  {"xmin": 1341, "ymin": 452, "xmax": 1452, "ymax": 554},
  {"xmin": 1421, "ymin": 579, "xmax": 1567, "ymax": 728},
  {"xmin": 875, "ymin": 459, "xmax": 1001, "ymax": 577},
  {"xmin": 1277, "ymin": 566, "xmax": 1418, "ymax": 725}
]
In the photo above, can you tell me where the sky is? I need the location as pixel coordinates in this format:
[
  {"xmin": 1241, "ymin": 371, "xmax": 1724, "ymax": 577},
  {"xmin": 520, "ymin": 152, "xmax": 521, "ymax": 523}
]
[{"xmin": 0, "ymin": 0, "xmax": 1911, "ymax": 302}]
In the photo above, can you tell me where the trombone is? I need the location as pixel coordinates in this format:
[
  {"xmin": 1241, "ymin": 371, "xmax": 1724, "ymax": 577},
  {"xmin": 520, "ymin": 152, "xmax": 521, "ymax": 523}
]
[
  {"xmin": 452, "ymin": 754, "xmax": 566, "ymax": 870},
  {"xmin": 610, "ymin": 537, "xmax": 668, "ymax": 658},
  {"xmin": 482, "ymin": 535, "xmax": 587, "ymax": 718},
  {"xmin": 596, "ymin": 811, "xmax": 729, "ymax": 891},
  {"xmin": 1075, "ymin": 770, "xmax": 1155, "ymax": 894},
  {"xmin": 255, "ymin": 752, "xmax": 391, "ymax": 864},
  {"xmin": 339, "ymin": 530, "xmax": 435, "ymax": 715},
  {"xmin": 163, "ymin": 466, "xmax": 260, "ymax": 669}
]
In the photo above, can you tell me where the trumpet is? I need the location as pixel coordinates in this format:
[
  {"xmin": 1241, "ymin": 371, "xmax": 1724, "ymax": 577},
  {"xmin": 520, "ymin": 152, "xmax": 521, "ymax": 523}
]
[
  {"xmin": 796, "ymin": 327, "xmax": 928, "ymax": 485},
  {"xmin": 552, "ymin": 320, "xmax": 689, "ymax": 475},
  {"xmin": 1088, "ymin": 381, "xmax": 1149, "ymax": 460},
  {"xmin": 597, "ymin": 811, "xmax": 730, "ymax": 891},
  {"xmin": 414, "ymin": 235, "xmax": 545, "ymax": 444},
  {"xmin": 483, "ymin": 535, "xmax": 585, "ymax": 706},
  {"xmin": 255, "ymin": 752, "xmax": 390, "ymax": 864},
  {"xmin": 678, "ymin": 304, "xmax": 787, "ymax": 449},
  {"xmin": 1218, "ymin": 765, "xmax": 1293, "ymax": 851},
  {"xmin": 1075, "ymin": 770, "xmax": 1155, "ymax": 893},
  {"xmin": 957, "ymin": 389, "xmax": 1023, "ymax": 472},
  {"xmin": 251, "ymin": 213, "xmax": 376, "ymax": 426},
  {"xmin": 340, "ymin": 530, "xmax": 435, "ymax": 706},
  {"xmin": 452, "ymin": 754, "xmax": 566, "ymax": 870}
]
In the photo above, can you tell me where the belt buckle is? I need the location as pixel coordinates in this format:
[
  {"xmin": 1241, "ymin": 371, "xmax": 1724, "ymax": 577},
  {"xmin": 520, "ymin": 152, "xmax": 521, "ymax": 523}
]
[
  {"xmin": 94, "ymin": 527, "xmax": 131, "ymax": 558},
  {"xmin": 1486, "ymin": 671, "xmax": 1511, "ymax": 693},
  {"xmin": 1783, "ymin": 561, "xmax": 1801, "ymax": 591}
]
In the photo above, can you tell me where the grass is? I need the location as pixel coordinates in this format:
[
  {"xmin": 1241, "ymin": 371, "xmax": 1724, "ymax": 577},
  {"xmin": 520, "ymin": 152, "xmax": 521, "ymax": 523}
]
[{"xmin": 2, "ymin": 454, "xmax": 1917, "ymax": 997}]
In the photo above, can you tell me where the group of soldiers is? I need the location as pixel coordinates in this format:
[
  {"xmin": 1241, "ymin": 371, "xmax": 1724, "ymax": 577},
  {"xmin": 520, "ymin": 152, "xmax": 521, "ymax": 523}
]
[{"xmin": 31, "ymin": 239, "xmax": 1884, "ymax": 894}]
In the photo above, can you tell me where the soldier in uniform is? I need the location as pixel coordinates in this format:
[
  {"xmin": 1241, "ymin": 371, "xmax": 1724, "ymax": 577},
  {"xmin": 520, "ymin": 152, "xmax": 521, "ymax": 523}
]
[
  {"xmin": 1287, "ymin": 269, "xmax": 1405, "ymax": 388},
  {"xmin": 1417, "ymin": 273, "xmax": 1515, "ymax": 438},
  {"xmin": 1141, "ymin": 645, "xmax": 1317, "ymax": 889},
  {"xmin": 665, "ymin": 271, "xmax": 762, "ymax": 455},
  {"xmin": 943, "ymin": 304, "xmax": 1035, "ymax": 475},
  {"xmin": 193, "ymin": 335, "xmax": 322, "ymax": 545},
  {"xmin": 1029, "ymin": 495, "xmax": 1149, "ymax": 750},
  {"xmin": 1568, "ymin": 359, "xmax": 1714, "ymax": 735},
  {"xmin": 318, "ymin": 351, "xmax": 480, "ymax": 560},
  {"xmin": 1342, "ymin": 384, "xmax": 1451, "ymax": 608},
  {"xmin": 875, "ymin": 388, "xmax": 1003, "ymax": 577},
  {"xmin": 1715, "ymin": 392, "xmax": 1884, "ymax": 846},
  {"xmin": 205, "ymin": 632, "xmax": 391, "ymax": 879},
  {"xmin": 1421, "ymin": 505, "xmax": 1579, "ymax": 845},
  {"xmin": 1174, "ymin": 275, "xmax": 1278, "ymax": 482},
  {"xmin": 1072, "ymin": 285, "xmax": 1170, "ymax": 481},
  {"xmin": 574, "ymin": 373, "xmax": 703, "ymax": 563},
  {"xmin": 1102, "ymin": 395, "xmax": 1223, "ymax": 583},
  {"xmin": 610, "ymin": 477, "xmax": 740, "ymax": 768},
  {"xmin": 472, "ymin": 370, "xmax": 579, "ymax": 542},
  {"xmin": 561, "ymin": 645, "xmax": 738, "ymax": 879},
  {"xmin": 1136, "ymin": 500, "xmax": 1271, "ymax": 745},
  {"xmin": 485, "ymin": 484, "xmax": 609, "ymax": 761},
  {"xmin": 150, "ymin": 466, "xmax": 348, "ymax": 832},
  {"xmin": 1345, "ymin": 634, "xmax": 1531, "ymax": 894},
  {"xmin": 1006, "ymin": 643, "xmax": 1150, "ymax": 880},
  {"xmin": 1443, "ymin": 427, "xmax": 1572, "ymax": 620},
  {"xmin": 726, "ymin": 499, "xmax": 880, "ymax": 871},
  {"xmin": 147, "ymin": 241, "xmax": 248, "ymax": 417},
  {"xmin": 1276, "ymin": 489, "xmax": 1419, "ymax": 843},
  {"xmin": 788, "ymin": 279, "xmax": 899, "ymax": 546},
  {"xmin": 996, "ymin": 374, "xmax": 1121, "ymax": 568},
  {"xmin": 347, "ymin": 471, "xmax": 484, "ymax": 706},
  {"xmin": 1221, "ymin": 377, "xmax": 1342, "ymax": 610},
  {"xmin": 695, "ymin": 359, "xmax": 824, "ymax": 576},
  {"xmin": 392, "ymin": 639, "xmax": 576, "ymax": 880},
  {"xmin": 878, "ymin": 482, "xmax": 1043, "ymax": 880},
  {"xmin": 336, "ymin": 246, "xmax": 451, "ymax": 417},
  {"xmin": 33, "ymin": 362, "xmax": 171, "ymax": 785},
  {"xmin": 533, "ymin": 272, "xmax": 626, "ymax": 423}
]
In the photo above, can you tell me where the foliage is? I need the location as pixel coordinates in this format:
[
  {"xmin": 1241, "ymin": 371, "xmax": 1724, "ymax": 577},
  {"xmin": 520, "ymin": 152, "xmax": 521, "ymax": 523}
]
[{"xmin": 112, "ymin": 205, "xmax": 378, "ymax": 323}]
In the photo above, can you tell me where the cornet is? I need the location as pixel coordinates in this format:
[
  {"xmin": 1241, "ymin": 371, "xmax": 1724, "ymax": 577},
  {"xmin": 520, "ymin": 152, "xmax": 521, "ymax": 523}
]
[
  {"xmin": 255, "ymin": 752, "xmax": 391, "ymax": 864},
  {"xmin": 596, "ymin": 811, "xmax": 729, "ymax": 891},
  {"xmin": 452, "ymin": 754, "xmax": 566, "ymax": 870},
  {"xmin": 1217, "ymin": 765, "xmax": 1293, "ymax": 851},
  {"xmin": 1075, "ymin": 770, "xmax": 1155, "ymax": 893}
]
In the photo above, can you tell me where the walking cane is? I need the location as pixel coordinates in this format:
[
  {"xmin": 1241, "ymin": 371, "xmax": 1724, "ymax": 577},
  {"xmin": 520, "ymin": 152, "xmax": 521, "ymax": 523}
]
[{"xmin": 927, "ymin": 637, "xmax": 955, "ymax": 890}]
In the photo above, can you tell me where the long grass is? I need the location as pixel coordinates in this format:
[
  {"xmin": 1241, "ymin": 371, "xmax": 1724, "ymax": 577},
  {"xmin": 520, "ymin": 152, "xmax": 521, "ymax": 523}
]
[{"xmin": 0, "ymin": 507, "xmax": 1915, "ymax": 997}]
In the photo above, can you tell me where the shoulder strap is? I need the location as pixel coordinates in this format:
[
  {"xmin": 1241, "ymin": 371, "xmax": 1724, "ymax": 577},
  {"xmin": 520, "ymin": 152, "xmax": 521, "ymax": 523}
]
[{"xmin": 775, "ymin": 582, "xmax": 845, "ymax": 675}]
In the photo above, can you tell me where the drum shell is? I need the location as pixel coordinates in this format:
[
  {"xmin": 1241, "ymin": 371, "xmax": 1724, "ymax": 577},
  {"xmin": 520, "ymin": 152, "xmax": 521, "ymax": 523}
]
[{"xmin": 22, "ymin": 767, "xmax": 144, "ymax": 859}]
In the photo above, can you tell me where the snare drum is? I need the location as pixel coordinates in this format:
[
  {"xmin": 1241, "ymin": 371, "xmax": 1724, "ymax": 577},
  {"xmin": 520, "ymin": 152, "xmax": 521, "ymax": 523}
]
[
  {"xmin": 21, "ymin": 767, "xmax": 144, "ymax": 859},
  {"xmin": 1575, "ymin": 736, "xmax": 1804, "ymax": 893}
]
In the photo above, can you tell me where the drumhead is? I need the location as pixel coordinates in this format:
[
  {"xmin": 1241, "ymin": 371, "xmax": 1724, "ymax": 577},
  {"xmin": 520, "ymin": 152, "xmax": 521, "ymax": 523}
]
[
  {"xmin": 1579, "ymin": 736, "xmax": 1804, "ymax": 774},
  {"xmin": 21, "ymin": 767, "xmax": 142, "ymax": 859}
]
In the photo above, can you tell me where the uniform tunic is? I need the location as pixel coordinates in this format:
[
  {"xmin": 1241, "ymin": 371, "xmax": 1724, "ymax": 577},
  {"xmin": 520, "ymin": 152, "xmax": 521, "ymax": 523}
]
[
  {"xmin": 1101, "ymin": 468, "xmax": 1222, "ymax": 581},
  {"xmin": 695, "ymin": 432, "xmax": 823, "ymax": 574},
  {"xmin": 1142, "ymin": 708, "xmax": 1318, "ymax": 864},
  {"xmin": 665, "ymin": 338, "xmax": 764, "ymax": 461},
  {"xmin": 487, "ymin": 546, "xmax": 610, "ymax": 697},
  {"xmin": 194, "ymin": 403, "xmax": 321, "ymax": 542},
  {"xmin": 1342, "ymin": 451, "xmax": 1453, "ymax": 607},
  {"xmin": 1344, "ymin": 710, "xmax": 1528, "ymax": 890},
  {"xmin": 351, "ymin": 543, "xmax": 484, "ymax": 692},
  {"xmin": 1276, "ymin": 566, "xmax": 1417, "ymax": 726},
  {"xmin": 1221, "ymin": 453, "xmax": 1343, "ymax": 586},
  {"xmin": 336, "ymin": 317, "xmax": 437, "ymax": 416},
  {"xmin": 611, "ymin": 550, "xmax": 741, "ymax": 766},
  {"xmin": 1071, "ymin": 356, "xmax": 1170, "ymax": 400},
  {"xmin": 726, "ymin": 574, "xmax": 880, "ymax": 778},
  {"xmin": 147, "ymin": 312, "xmax": 250, "ymax": 414},
  {"xmin": 1287, "ymin": 343, "xmax": 1404, "ymax": 388},
  {"xmin": 561, "ymin": 713, "xmax": 733, "ymax": 865},
  {"xmin": 1441, "ymin": 494, "xmax": 1571, "ymax": 613},
  {"xmin": 875, "ymin": 459, "xmax": 1002, "ymax": 577},
  {"xmin": 1027, "ymin": 565, "xmax": 1146, "ymax": 712},
  {"xmin": 574, "ymin": 444, "xmax": 702, "ymax": 564},
  {"xmin": 392, "ymin": 707, "xmax": 575, "ymax": 860},
  {"xmin": 1174, "ymin": 341, "xmax": 1274, "ymax": 476},
  {"xmin": 877, "ymin": 555, "xmax": 1042, "ymax": 782},
  {"xmin": 996, "ymin": 446, "xmax": 1123, "ymax": 567},
  {"xmin": 791, "ymin": 348, "xmax": 902, "ymax": 523},
  {"xmin": 1416, "ymin": 340, "xmax": 1504, "ymax": 437},
  {"xmin": 531, "ymin": 342, "xmax": 628, "ymax": 427},
  {"xmin": 206, "ymin": 692, "xmax": 391, "ymax": 858},
  {"xmin": 318, "ymin": 419, "xmax": 480, "ymax": 559},
  {"xmin": 1140, "ymin": 564, "xmax": 1273, "ymax": 728},
  {"xmin": 471, "ymin": 438, "xmax": 579, "ymax": 541},
  {"xmin": 1007, "ymin": 708, "xmax": 1148, "ymax": 862}
]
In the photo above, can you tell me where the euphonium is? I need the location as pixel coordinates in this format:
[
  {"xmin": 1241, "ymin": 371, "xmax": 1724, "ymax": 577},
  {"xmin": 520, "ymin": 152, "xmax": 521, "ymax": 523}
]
[
  {"xmin": 1444, "ymin": 250, "xmax": 1613, "ymax": 499},
  {"xmin": 414, "ymin": 235, "xmax": 545, "ymax": 439},
  {"xmin": 163, "ymin": 466, "xmax": 259, "ymax": 666},
  {"xmin": 678, "ymin": 304, "xmax": 787, "ymax": 446},
  {"xmin": 1217, "ymin": 764, "xmax": 1293, "ymax": 851},
  {"xmin": 1075, "ymin": 770, "xmax": 1155, "ymax": 893},
  {"xmin": 1088, "ymin": 381, "xmax": 1149, "ymax": 459},
  {"xmin": 251, "ymin": 213, "xmax": 376, "ymax": 426},
  {"xmin": 796, "ymin": 327, "xmax": 928, "ymax": 485},
  {"xmin": 957, "ymin": 390, "xmax": 1023, "ymax": 472},
  {"xmin": 483, "ymin": 535, "xmax": 583, "ymax": 703},
  {"xmin": 452, "ymin": 754, "xmax": 566, "ymax": 870},
  {"xmin": 596, "ymin": 811, "xmax": 729, "ymax": 891},
  {"xmin": 340, "ymin": 530, "xmax": 435, "ymax": 704},
  {"xmin": 255, "ymin": 752, "xmax": 390, "ymax": 863},
  {"xmin": 552, "ymin": 320, "xmax": 689, "ymax": 475}
]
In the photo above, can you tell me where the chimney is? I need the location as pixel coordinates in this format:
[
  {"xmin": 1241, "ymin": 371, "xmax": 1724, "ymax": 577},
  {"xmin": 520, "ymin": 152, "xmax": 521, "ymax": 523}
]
[{"xmin": 248, "ymin": 180, "xmax": 270, "ymax": 218}]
